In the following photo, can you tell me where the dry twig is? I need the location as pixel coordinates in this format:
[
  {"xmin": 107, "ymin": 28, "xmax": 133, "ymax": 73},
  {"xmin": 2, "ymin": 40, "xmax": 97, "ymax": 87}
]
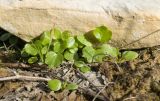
[
  {"xmin": 0, "ymin": 75, "xmax": 50, "ymax": 82},
  {"xmin": 0, "ymin": 70, "xmax": 51, "ymax": 82},
  {"xmin": 114, "ymin": 62, "xmax": 123, "ymax": 73},
  {"xmin": 92, "ymin": 82, "xmax": 113, "ymax": 101},
  {"xmin": 122, "ymin": 29, "xmax": 160, "ymax": 48},
  {"xmin": 123, "ymin": 96, "xmax": 137, "ymax": 101}
]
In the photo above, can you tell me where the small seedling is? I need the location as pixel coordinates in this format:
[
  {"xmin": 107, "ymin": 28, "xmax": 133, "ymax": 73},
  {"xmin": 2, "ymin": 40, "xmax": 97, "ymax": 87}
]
[
  {"xmin": 48, "ymin": 79, "xmax": 62, "ymax": 91},
  {"xmin": 48, "ymin": 79, "xmax": 78, "ymax": 91}
]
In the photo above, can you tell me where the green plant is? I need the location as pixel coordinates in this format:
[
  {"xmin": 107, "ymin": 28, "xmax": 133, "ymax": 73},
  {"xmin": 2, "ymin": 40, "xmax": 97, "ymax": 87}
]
[
  {"xmin": 48, "ymin": 79, "xmax": 78, "ymax": 91},
  {"xmin": 48, "ymin": 79, "xmax": 62, "ymax": 91},
  {"xmin": 22, "ymin": 26, "xmax": 138, "ymax": 92},
  {"xmin": 93, "ymin": 44, "xmax": 138, "ymax": 63}
]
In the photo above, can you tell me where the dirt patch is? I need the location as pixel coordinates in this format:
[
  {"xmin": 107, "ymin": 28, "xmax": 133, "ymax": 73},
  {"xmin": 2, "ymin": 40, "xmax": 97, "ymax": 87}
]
[{"xmin": 99, "ymin": 46, "xmax": 160, "ymax": 101}]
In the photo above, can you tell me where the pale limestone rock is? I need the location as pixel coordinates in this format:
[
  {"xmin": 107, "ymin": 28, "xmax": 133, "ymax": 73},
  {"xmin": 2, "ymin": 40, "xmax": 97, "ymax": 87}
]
[{"xmin": 0, "ymin": 0, "xmax": 160, "ymax": 48}]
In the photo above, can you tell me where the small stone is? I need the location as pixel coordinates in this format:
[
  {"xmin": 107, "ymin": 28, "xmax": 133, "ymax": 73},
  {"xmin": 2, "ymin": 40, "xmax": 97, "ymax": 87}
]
[
  {"xmin": 24, "ymin": 85, "xmax": 32, "ymax": 92},
  {"xmin": 63, "ymin": 69, "xmax": 68, "ymax": 74},
  {"xmin": 101, "ymin": 75, "xmax": 107, "ymax": 85}
]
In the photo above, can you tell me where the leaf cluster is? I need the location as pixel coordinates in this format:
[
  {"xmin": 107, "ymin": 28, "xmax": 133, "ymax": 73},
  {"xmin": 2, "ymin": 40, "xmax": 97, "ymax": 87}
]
[
  {"xmin": 22, "ymin": 26, "xmax": 139, "ymax": 92},
  {"xmin": 22, "ymin": 26, "xmax": 138, "ymax": 71}
]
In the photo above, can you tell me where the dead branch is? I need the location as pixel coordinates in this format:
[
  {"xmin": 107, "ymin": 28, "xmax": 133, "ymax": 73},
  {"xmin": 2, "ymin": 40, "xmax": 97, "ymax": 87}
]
[
  {"xmin": 123, "ymin": 96, "xmax": 137, "ymax": 101},
  {"xmin": 0, "ymin": 75, "xmax": 51, "ymax": 82}
]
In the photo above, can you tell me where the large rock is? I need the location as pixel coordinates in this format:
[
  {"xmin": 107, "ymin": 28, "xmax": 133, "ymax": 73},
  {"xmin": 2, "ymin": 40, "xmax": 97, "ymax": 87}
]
[{"xmin": 0, "ymin": 0, "xmax": 160, "ymax": 48}]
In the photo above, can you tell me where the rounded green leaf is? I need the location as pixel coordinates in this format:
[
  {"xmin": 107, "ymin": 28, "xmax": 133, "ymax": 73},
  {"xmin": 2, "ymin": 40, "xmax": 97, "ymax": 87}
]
[
  {"xmin": 99, "ymin": 44, "xmax": 119, "ymax": 58},
  {"xmin": 28, "ymin": 57, "xmax": 38, "ymax": 64},
  {"xmin": 107, "ymin": 47, "xmax": 119, "ymax": 58},
  {"xmin": 93, "ymin": 49, "xmax": 106, "ymax": 62},
  {"xmin": 66, "ymin": 83, "xmax": 78, "ymax": 90},
  {"xmin": 82, "ymin": 46, "xmax": 95, "ymax": 63},
  {"xmin": 77, "ymin": 35, "xmax": 92, "ymax": 46},
  {"xmin": 80, "ymin": 66, "xmax": 91, "ymax": 73},
  {"xmin": 53, "ymin": 41, "xmax": 66, "ymax": 53},
  {"xmin": 40, "ymin": 31, "xmax": 51, "ymax": 45},
  {"xmin": 74, "ymin": 61, "xmax": 85, "ymax": 68},
  {"xmin": 0, "ymin": 33, "xmax": 12, "ymax": 41},
  {"xmin": 24, "ymin": 44, "xmax": 38, "ymax": 56},
  {"xmin": 45, "ymin": 51, "xmax": 63, "ymax": 68},
  {"xmin": 48, "ymin": 79, "xmax": 62, "ymax": 91},
  {"xmin": 64, "ymin": 50, "xmax": 75, "ymax": 61},
  {"xmin": 77, "ymin": 41, "xmax": 84, "ymax": 48},
  {"xmin": 69, "ymin": 47, "xmax": 78, "ymax": 53},
  {"xmin": 51, "ymin": 28, "xmax": 62, "ymax": 40},
  {"xmin": 34, "ymin": 40, "xmax": 43, "ymax": 48},
  {"xmin": 41, "ymin": 46, "xmax": 48, "ymax": 54},
  {"xmin": 97, "ymin": 44, "xmax": 109, "ymax": 53},
  {"xmin": 64, "ymin": 37, "xmax": 75, "ymax": 48},
  {"xmin": 122, "ymin": 51, "xmax": 138, "ymax": 61},
  {"xmin": 61, "ymin": 31, "xmax": 71, "ymax": 41},
  {"xmin": 72, "ymin": 42, "xmax": 79, "ymax": 48},
  {"xmin": 93, "ymin": 26, "xmax": 112, "ymax": 43}
]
